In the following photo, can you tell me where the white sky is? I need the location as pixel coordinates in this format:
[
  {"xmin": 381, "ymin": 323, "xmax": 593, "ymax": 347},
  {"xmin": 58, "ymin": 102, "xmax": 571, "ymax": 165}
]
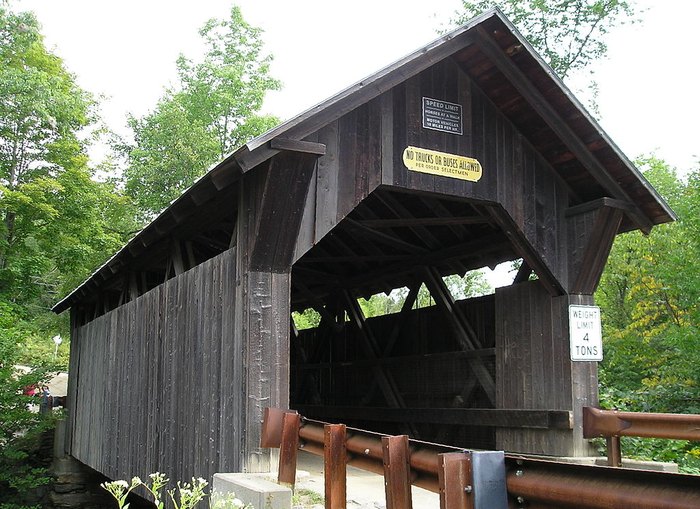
[{"xmin": 17, "ymin": 0, "xmax": 700, "ymax": 175}]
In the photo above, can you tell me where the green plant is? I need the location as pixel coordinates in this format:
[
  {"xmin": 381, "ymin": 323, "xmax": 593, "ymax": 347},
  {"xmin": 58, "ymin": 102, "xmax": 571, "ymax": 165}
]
[
  {"xmin": 292, "ymin": 488, "xmax": 324, "ymax": 507},
  {"xmin": 101, "ymin": 477, "xmax": 143, "ymax": 509},
  {"xmin": 102, "ymin": 474, "xmax": 209, "ymax": 509},
  {"xmin": 0, "ymin": 326, "xmax": 58, "ymax": 506}
]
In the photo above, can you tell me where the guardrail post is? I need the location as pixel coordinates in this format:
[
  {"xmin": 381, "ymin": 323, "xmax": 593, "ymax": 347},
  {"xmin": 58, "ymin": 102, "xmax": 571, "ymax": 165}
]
[
  {"xmin": 606, "ymin": 436, "xmax": 622, "ymax": 467},
  {"xmin": 382, "ymin": 435, "xmax": 413, "ymax": 509},
  {"xmin": 324, "ymin": 423, "xmax": 347, "ymax": 509},
  {"xmin": 278, "ymin": 412, "xmax": 301, "ymax": 487},
  {"xmin": 261, "ymin": 407, "xmax": 297, "ymax": 448},
  {"xmin": 438, "ymin": 452, "xmax": 472, "ymax": 509}
]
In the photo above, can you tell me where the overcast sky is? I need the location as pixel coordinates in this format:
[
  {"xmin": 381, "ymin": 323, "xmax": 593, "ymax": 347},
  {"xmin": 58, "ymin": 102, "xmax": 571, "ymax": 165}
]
[{"xmin": 17, "ymin": 0, "xmax": 700, "ymax": 174}]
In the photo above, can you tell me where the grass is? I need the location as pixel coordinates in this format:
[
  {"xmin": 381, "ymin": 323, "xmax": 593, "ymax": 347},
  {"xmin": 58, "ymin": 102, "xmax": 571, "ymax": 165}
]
[{"xmin": 292, "ymin": 488, "xmax": 324, "ymax": 508}]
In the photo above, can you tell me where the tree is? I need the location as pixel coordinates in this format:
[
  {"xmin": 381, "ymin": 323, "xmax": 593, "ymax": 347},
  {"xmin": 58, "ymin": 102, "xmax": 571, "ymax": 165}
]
[
  {"xmin": 452, "ymin": 0, "xmax": 638, "ymax": 79},
  {"xmin": 0, "ymin": 5, "xmax": 139, "ymax": 366},
  {"xmin": 596, "ymin": 158, "xmax": 700, "ymax": 471},
  {"xmin": 0, "ymin": 6, "xmax": 91, "ymax": 269},
  {"xmin": 0, "ymin": 302, "xmax": 56, "ymax": 507},
  {"xmin": 123, "ymin": 6, "xmax": 281, "ymax": 218},
  {"xmin": 597, "ymin": 157, "xmax": 700, "ymax": 411}
]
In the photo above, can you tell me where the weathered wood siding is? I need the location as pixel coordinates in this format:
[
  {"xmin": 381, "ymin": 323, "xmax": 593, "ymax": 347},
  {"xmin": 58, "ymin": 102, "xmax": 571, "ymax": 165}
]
[
  {"xmin": 67, "ymin": 249, "xmax": 241, "ymax": 483},
  {"xmin": 294, "ymin": 58, "xmax": 570, "ymax": 291},
  {"xmin": 495, "ymin": 281, "xmax": 598, "ymax": 455},
  {"xmin": 291, "ymin": 295, "xmax": 496, "ymax": 449}
]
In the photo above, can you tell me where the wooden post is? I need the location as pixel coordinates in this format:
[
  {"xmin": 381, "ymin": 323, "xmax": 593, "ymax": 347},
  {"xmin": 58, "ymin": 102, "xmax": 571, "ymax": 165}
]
[
  {"xmin": 278, "ymin": 412, "xmax": 301, "ymax": 487},
  {"xmin": 382, "ymin": 435, "xmax": 413, "ymax": 509},
  {"xmin": 438, "ymin": 452, "xmax": 473, "ymax": 509},
  {"xmin": 495, "ymin": 283, "xmax": 598, "ymax": 456},
  {"xmin": 324, "ymin": 424, "xmax": 347, "ymax": 509}
]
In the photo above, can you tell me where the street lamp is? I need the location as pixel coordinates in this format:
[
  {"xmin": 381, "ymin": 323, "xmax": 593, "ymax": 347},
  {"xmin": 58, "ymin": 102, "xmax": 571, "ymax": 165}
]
[{"xmin": 52, "ymin": 334, "xmax": 62, "ymax": 360}]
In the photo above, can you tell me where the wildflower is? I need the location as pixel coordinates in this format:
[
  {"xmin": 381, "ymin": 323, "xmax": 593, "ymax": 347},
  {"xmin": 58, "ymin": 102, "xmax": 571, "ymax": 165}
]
[{"xmin": 101, "ymin": 477, "xmax": 143, "ymax": 509}]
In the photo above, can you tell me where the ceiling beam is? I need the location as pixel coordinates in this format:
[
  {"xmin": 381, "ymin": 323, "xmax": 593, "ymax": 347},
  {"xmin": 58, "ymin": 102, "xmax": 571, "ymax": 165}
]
[
  {"xmin": 337, "ymin": 232, "xmax": 512, "ymax": 291},
  {"xmin": 343, "ymin": 218, "xmax": 428, "ymax": 255},
  {"xmin": 357, "ymin": 216, "xmax": 490, "ymax": 228},
  {"xmin": 372, "ymin": 192, "xmax": 442, "ymax": 250}
]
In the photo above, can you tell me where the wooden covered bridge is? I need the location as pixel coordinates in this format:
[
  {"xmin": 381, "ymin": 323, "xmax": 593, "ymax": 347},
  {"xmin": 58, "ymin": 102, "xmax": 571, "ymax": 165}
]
[{"xmin": 53, "ymin": 9, "xmax": 674, "ymax": 487}]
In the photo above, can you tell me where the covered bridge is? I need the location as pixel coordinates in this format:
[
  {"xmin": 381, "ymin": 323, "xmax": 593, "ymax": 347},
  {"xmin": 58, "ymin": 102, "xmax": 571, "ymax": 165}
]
[{"xmin": 53, "ymin": 9, "xmax": 674, "ymax": 486}]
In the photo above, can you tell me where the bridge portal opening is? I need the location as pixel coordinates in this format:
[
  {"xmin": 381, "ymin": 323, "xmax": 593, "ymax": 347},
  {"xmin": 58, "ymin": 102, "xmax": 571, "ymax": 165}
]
[{"xmin": 290, "ymin": 188, "xmax": 518, "ymax": 449}]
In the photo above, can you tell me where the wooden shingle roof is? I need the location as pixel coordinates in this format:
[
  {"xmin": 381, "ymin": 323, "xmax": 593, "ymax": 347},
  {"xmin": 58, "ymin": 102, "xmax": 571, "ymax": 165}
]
[{"xmin": 53, "ymin": 8, "xmax": 674, "ymax": 314}]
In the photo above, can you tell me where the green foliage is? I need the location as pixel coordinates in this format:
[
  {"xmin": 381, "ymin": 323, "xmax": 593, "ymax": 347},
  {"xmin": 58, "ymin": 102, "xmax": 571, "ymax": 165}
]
[
  {"xmin": 292, "ymin": 308, "xmax": 322, "ymax": 331},
  {"xmin": 291, "ymin": 270, "xmax": 493, "ymax": 330},
  {"xmin": 452, "ymin": 0, "xmax": 638, "ymax": 79},
  {"xmin": 0, "ymin": 320, "xmax": 57, "ymax": 505},
  {"xmin": 102, "ymin": 475, "xmax": 221, "ymax": 509},
  {"xmin": 291, "ymin": 488, "xmax": 324, "ymax": 507},
  {"xmin": 621, "ymin": 438, "xmax": 700, "ymax": 475},
  {"xmin": 357, "ymin": 272, "xmax": 492, "ymax": 318},
  {"xmin": 0, "ymin": 4, "xmax": 138, "ymax": 367},
  {"xmin": 123, "ymin": 6, "xmax": 281, "ymax": 218},
  {"xmin": 444, "ymin": 271, "xmax": 492, "ymax": 300},
  {"xmin": 598, "ymin": 158, "xmax": 700, "ymax": 411},
  {"xmin": 597, "ymin": 157, "xmax": 700, "ymax": 471},
  {"xmin": 359, "ymin": 288, "xmax": 410, "ymax": 318}
]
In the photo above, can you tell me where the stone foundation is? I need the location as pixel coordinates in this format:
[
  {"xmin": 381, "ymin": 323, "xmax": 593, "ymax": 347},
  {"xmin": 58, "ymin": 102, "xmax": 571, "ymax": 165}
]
[{"xmin": 36, "ymin": 419, "xmax": 152, "ymax": 509}]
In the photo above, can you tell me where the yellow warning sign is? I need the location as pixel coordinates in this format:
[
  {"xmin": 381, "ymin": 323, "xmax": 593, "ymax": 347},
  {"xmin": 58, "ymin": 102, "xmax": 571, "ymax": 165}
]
[{"xmin": 402, "ymin": 146, "xmax": 482, "ymax": 182}]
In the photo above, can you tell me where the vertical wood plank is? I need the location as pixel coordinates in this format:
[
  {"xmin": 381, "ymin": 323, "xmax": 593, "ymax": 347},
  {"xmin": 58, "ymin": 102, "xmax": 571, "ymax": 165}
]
[
  {"xmin": 315, "ymin": 121, "xmax": 340, "ymax": 240},
  {"xmin": 67, "ymin": 249, "xmax": 245, "ymax": 486},
  {"xmin": 380, "ymin": 90, "xmax": 395, "ymax": 186}
]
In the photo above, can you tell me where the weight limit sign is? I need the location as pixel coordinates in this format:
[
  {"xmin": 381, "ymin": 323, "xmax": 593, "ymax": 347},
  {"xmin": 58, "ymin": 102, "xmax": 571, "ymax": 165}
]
[{"xmin": 569, "ymin": 305, "xmax": 603, "ymax": 362}]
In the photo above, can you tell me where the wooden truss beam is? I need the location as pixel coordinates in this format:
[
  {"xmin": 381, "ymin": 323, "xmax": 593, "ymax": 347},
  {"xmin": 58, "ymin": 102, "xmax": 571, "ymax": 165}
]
[
  {"xmin": 343, "ymin": 218, "xmax": 428, "ymax": 255},
  {"xmin": 341, "ymin": 290, "xmax": 419, "ymax": 437},
  {"xmin": 513, "ymin": 260, "xmax": 533, "ymax": 284},
  {"xmin": 294, "ymin": 405, "xmax": 573, "ymax": 430},
  {"xmin": 338, "ymin": 233, "xmax": 511, "ymax": 291},
  {"xmin": 485, "ymin": 205, "xmax": 563, "ymax": 296},
  {"xmin": 357, "ymin": 216, "xmax": 490, "ymax": 228},
  {"xmin": 567, "ymin": 203, "xmax": 625, "ymax": 294},
  {"xmin": 358, "ymin": 282, "xmax": 421, "ymax": 406},
  {"xmin": 374, "ymin": 192, "xmax": 442, "ymax": 250},
  {"xmin": 421, "ymin": 267, "xmax": 497, "ymax": 406}
]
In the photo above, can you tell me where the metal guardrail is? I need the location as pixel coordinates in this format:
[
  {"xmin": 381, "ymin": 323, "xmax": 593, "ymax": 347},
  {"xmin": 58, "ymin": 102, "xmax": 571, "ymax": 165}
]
[
  {"xmin": 261, "ymin": 407, "xmax": 700, "ymax": 509},
  {"xmin": 583, "ymin": 406, "xmax": 700, "ymax": 467}
]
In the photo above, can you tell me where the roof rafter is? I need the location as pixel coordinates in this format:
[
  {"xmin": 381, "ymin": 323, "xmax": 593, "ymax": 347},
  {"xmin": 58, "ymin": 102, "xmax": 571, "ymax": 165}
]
[{"xmin": 473, "ymin": 26, "xmax": 653, "ymax": 233}]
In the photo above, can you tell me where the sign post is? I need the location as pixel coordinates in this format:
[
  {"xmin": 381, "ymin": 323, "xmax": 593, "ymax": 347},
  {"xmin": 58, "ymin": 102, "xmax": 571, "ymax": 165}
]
[
  {"xmin": 52, "ymin": 334, "xmax": 62, "ymax": 360},
  {"xmin": 569, "ymin": 305, "xmax": 603, "ymax": 361}
]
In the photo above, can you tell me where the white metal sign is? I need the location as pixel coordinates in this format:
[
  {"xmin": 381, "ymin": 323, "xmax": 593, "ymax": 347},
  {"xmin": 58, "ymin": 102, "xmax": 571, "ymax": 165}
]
[{"xmin": 569, "ymin": 305, "xmax": 603, "ymax": 361}]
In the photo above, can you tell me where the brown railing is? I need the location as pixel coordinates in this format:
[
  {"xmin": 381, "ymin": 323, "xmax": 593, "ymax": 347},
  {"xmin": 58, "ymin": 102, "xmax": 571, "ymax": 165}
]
[
  {"xmin": 261, "ymin": 407, "xmax": 700, "ymax": 509},
  {"xmin": 583, "ymin": 406, "xmax": 700, "ymax": 467}
]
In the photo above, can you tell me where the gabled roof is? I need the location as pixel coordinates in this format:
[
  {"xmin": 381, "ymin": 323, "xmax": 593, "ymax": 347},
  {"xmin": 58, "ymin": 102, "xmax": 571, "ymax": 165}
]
[{"xmin": 53, "ymin": 8, "xmax": 674, "ymax": 314}]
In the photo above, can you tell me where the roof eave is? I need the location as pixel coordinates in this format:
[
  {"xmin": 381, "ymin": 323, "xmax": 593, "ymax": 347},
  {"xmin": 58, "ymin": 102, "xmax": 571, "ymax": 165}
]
[{"xmin": 484, "ymin": 10, "xmax": 676, "ymax": 225}]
